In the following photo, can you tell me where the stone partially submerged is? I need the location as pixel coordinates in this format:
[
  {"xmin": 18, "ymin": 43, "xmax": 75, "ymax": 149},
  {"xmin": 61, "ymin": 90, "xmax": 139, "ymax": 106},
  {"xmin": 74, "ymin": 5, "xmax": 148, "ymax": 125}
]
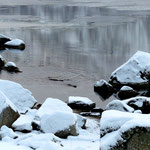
[
  {"xmin": 0, "ymin": 34, "xmax": 11, "ymax": 46},
  {"xmin": 4, "ymin": 62, "xmax": 21, "ymax": 73},
  {"xmin": 0, "ymin": 80, "xmax": 37, "ymax": 113}
]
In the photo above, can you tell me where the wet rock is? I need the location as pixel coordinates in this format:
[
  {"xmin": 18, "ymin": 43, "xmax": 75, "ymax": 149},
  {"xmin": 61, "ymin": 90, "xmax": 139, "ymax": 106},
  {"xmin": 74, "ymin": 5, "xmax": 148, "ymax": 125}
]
[
  {"xmin": 0, "ymin": 90, "xmax": 19, "ymax": 128},
  {"xmin": 67, "ymin": 96, "xmax": 95, "ymax": 111},
  {"xmin": 94, "ymin": 79, "xmax": 114, "ymax": 100},
  {"xmin": 117, "ymin": 86, "xmax": 138, "ymax": 100},
  {"xmin": 4, "ymin": 61, "xmax": 22, "ymax": 73},
  {"xmin": 4, "ymin": 39, "xmax": 25, "ymax": 50},
  {"xmin": 109, "ymin": 51, "xmax": 150, "ymax": 90},
  {"xmin": 0, "ymin": 55, "xmax": 5, "ymax": 69},
  {"xmin": 0, "ymin": 34, "xmax": 11, "ymax": 46}
]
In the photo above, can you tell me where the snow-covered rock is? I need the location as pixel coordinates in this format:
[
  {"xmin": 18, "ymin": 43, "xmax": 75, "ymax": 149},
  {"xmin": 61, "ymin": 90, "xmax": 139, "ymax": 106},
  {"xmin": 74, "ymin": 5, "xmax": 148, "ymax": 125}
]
[
  {"xmin": 94, "ymin": 79, "xmax": 114, "ymax": 100},
  {"xmin": 105, "ymin": 99, "xmax": 134, "ymax": 112},
  {"xmin": 117, "ymin": 86, "xmax": 138, "ymax": 99},
  {"xmin": 0, "ymin": 55, "xmax": 5, "ymax": 69},
  {"xmin": 40, "ymin": 111, "xmax": 78, "ymax": 138},
  {"xmin": 76, "ymin": 114, "xmax": 86, "ymax": 129},
  {"xmin": 4, "ymin": 61, "xmax": 21, "ymax": 73},
  {"xmin": 110, "ymin": 51, "xmax": 150, "ymax": 89},
  {"xmin": 12, "ymin": 109, "xmax": 37, "ymax": 132},
  {"xmin": 0, "ymin": 90, "xmax": 19, "ymax": 128},
  {"xmin": 68, "ymin": 96, "xmax": 95, "ymax": 111},
  {"xmin": 100, "ymin": 110, "xmax": 150, "ymax": 150},
  {"xmin": 36, "ymin": 98, "xmax": 73, "ymax": 119},
  {"xmin": 4, "ymin": 39, "xmax": 25, "ymax": 50},
  {"xmin": 0, "ymin": 125, "xmax": 18, "ymax": 140},
  {"xmin": 0, "ymin": 80, "xmax": 37, "ymax": 113}
]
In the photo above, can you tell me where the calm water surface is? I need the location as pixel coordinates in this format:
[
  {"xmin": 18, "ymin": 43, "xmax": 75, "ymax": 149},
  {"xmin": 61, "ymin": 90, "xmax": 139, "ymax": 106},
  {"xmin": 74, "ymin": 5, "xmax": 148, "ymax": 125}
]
[{"xmin": 0, "ymin": 5, "xmax": 150, "ymax": 108}]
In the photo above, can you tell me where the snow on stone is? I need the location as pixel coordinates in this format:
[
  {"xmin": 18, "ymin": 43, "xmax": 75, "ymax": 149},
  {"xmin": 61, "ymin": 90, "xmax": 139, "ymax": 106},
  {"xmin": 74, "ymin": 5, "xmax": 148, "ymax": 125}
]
[
  {"xmin": 68, "ymin": 96, "xmax": 94, "ymax": 105},
  {"xmin": 5, "ymin": 61, "xmax": 16, "ymax": 67},
  {"xmin": 76, "ymin": 114, "xmax": 86, "ymax": 129},
  {"xmin": 100, "ymin": 110, "xmax": 150, "ymax": 149},
  {"xmin": 95, "ymin": 79, "xmax": 112, "ymax": 87},
  {"xmin": 12, "ymin": 109, "xmax": 37, "ymax": 131},
  {"xmin": 40, "ymin": 111, "xmax": 77, "ymax": 134},
  {"xmin": 0, "ymin": 80, "xmax": 37, "ymax": 113},
  {"xmin": 5, "ymin": 39, "xmax": 25, "ymax": 46},
  {"xmin": 105, "ymin": 99, "xmax": 134, "ymax": 112},
  {"xmin": 15, "ymin": 133, "xmax": 63, "ymax": 149},
  {"xmin": 120, "ymin": 86, "xmax": 134, "ymax": 91},
  {"xmin": 0, "ymin": 125, "xmax": 18, "ymax": 139},
  {"xmin": 36, "ymin": 98, "xmax": 72, "ymax": 119},
  {"xmin": 111, "ymin": 51, "xmax": 150, "ymax": 83}
]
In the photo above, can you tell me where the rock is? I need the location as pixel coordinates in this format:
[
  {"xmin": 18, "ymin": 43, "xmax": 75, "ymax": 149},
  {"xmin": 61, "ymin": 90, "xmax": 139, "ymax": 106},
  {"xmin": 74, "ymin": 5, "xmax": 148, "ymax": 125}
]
[
  {"xmin": 80, "ymin": 112, "xmax": 101, "ymax": 117},
  {"xmin": 4, "ymin": 39, "xmax": 25, "ymax": 50},
  {"xmin": 12, "ymin": 109, "xmax": 37, "ymax": 132},
  {"xmin": 94, "ymin": 79, "xmax": 114, "ymax": 100},
  {"xmin": 0, "ymin": 80, "xmax": 37, "ymax": 113},
  {"xmin": 0, "ymin": 125, "xmax": 18, "ymax": 140},
  {"xmin": 76, "ymin": 114, "xmax": 86, "ymax": 129},
  {"xmin": 0, "ymin": 55, "xmax": 5, "ymax": 69},
  {"xmin": 36, "ymin": 98, "xmax": 73, "ymax": 119},
  {"xmin": 0, "ymin": 34, "xmax": 11, "ymax": 46},
  {"xmin": 100, "ymin": 110, "xmax": 150, "ymax": 150},
  {"xmin": 91, "ymin": 107, "xmax": 104, "ymax": 113},
  {"xmin": 4, "ymin": 62, "xmax": 21, "ymax": 73},
  {"xmin": 0, "ymin": 90, "xmax": 19, "ymax": 128},
  {"xmin": 117, "ymin": 86, "xmax": 138, "ymax": 100},
  {"xmin": 40, "ymin": 112, "xmax": 78, "ymax": 138},
  {"xmin": 67, "ymin": 96, "xmax": 95, "ymax": 111},
  {"xmin": 105, "ymin": 99, "xmax": 134, "ymax": 112},
  {"xmin": 109, "ymin": 51, "xmax": 150, "ymax": 90}
]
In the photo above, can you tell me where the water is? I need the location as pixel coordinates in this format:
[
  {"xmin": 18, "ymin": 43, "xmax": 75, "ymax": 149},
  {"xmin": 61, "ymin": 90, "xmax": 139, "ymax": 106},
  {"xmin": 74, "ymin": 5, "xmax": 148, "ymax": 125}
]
[{"xmin": 0, "ymin": 5, "xmax": 150, "ymax": 108}]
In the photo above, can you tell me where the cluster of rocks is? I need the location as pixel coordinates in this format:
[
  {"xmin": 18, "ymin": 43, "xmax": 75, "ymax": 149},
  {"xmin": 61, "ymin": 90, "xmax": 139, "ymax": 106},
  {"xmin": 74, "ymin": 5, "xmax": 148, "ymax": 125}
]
[
  {"xmin": 100, "ymin": 96, "xmax": 150, "ymax": 150},
  {"xmin": 95, "ymin": 51, "xmax": 150, "ymax": 100},
  {"xmin": 67, "ymin": 96, "xmax": 102, "ymax": 117},
  {"xmin": 0, "ymin": 80, "xmax": 99, "ymax": 150}
]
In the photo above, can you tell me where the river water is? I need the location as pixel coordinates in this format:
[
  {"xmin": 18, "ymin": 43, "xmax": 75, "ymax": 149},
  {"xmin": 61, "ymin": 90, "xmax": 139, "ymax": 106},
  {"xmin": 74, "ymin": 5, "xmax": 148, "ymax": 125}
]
[{"xmin": 0, "ymin": 4, "xmax": 150, "ymax": 108}]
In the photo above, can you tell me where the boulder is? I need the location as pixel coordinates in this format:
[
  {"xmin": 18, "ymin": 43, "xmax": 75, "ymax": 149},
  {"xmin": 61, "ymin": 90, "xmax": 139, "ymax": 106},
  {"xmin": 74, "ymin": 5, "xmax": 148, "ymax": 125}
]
[
  {"xmin": 100, "ymin": 110, "xmax": 150, "ymax": 150},
  {"xmin": 35, "ymin": 98, "xmax": 78, "ymax": 138},
  {"xmin": 0, "ymin": 80, "xmax": 37, "ymax": 113},
  {"xmin": 94, "ymin": 79, "xmax": 114, "ymax": 100},
  {"xmin": 117, "ymin": 86, "xmax": 138, "ymax": 100},
  {"xmin": 4, "ymin": 39, "xmax": 25, "ymax": 50},
  {"xmin": 0, "ymin": 90, "xmax": 19, "ymax": 128},
  {"xmin": 40, "ymin": 112, "xmax": 78, "ymax": 138},
  {"xmin": 109, "ymin": 51, "xmax": 150, "ymax": 90},
  {"xmin": 0, "ymin": 34, "xmax": 11, "ymax": 46},
  {"xmin": 76, "ymin": 114, "xmax": 86, "ymax": 129},
  {"xmin": 67, "ymin": 96, "xmax": 95, "ymax": 111},
  {"xmin": 4, "ymin": 62, "xmax": 21, "ymax": 73}
]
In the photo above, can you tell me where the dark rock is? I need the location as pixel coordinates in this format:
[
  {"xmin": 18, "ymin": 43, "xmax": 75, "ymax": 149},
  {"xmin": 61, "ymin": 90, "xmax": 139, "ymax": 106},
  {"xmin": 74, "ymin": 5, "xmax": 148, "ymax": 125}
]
[
  {"xmin": 80, "ymin": 112, "xmax": 101, "ymax": 117},
  {"xmin": 91, "ymin": 107, "xmax": 104, "ymax": 113},
  {"xmin": 117, "ymin": 86, "xmax": 138, "ymax": 100},
  {"xmin": 68, "ymin": 96, "xmax": 96, "ymax": 111},
  {"xmin": 0, "ymin": 55, "xmax": 5, "ymax": 69},
  {"xmin": 94, "ymin": 79, "xmax": 114, "ymax": 100},
  {"xmin": 0, "ymin": 34, "xmax": 11, "ymax": 46},
  {"xmin": 4, "ymin": 62, "xmax": 22, "ymax": 73}
]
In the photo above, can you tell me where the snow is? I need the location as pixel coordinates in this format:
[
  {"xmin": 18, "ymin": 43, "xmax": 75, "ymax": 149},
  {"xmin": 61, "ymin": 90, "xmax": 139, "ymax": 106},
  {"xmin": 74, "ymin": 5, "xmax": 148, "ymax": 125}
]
[
  {"xmin": 68, "ymin": 96, "xmax": 94, "ymax": 105},
  {"xmin": 12, "ymin": 109, "xmax": 37, "ymax": 131},
  {"xmin": 111, "ymin": 51, "xmax": 150, "ymax": 84},
  {"xmin": 0, "ymin": 90, "xmax": 18, "ymax": 113},
  {"xmin": 36, "ymin": 98, "xmax": 72, "ymax": 119},
  {"xmin": 100, "ymin": 110, "xmax": 150, "ymax": 149},
  {"xmin": 0, "ymin": 80, "xmax": 37, "ymax": 113},
  {"xmin": 120, "ymin": 86, "xmax": 133, "ymax": 91},
  {"xmin": 5, "ymin": 39, "xmax": 25, "ymax": 46},
  {"xmin": 0, "ymin": 125, "xmax": 18, "ymax": 139},
  {"xmin": 5, "ymin": 61, "xmax": 16, "ymax": 67},
  {"xmin": 95, "ymin": 79, "xmax": 112, "ymax": 87},
  {"xmin": 40, "ymin": 111, "xmax": 77, "ymax": 134}
]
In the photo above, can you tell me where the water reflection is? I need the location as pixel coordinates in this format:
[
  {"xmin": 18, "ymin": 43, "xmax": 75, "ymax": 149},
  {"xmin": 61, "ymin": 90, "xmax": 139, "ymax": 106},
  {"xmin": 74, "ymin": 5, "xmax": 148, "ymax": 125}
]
[{"xmin": 0, "ymin": 5, "xmax": 150, "ymax": 107}]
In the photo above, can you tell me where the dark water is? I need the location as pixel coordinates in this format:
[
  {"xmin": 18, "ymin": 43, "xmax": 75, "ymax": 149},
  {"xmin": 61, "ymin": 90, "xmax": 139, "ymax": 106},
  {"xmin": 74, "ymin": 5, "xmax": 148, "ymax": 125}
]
[{"xmin": 0, "ymin": 5, "xmax": 150, "ymax": 107}]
